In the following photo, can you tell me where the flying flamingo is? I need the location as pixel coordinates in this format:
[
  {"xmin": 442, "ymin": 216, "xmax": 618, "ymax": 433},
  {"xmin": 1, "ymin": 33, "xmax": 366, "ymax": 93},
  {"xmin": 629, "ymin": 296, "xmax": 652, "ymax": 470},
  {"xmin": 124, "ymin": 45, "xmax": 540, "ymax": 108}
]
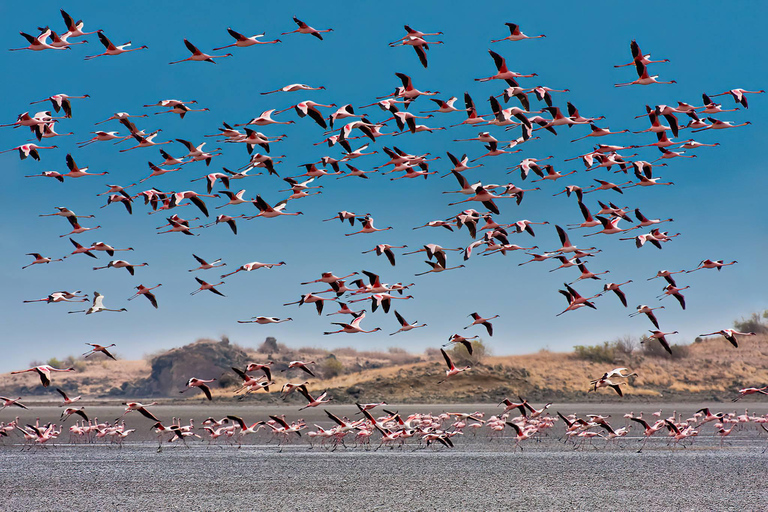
[
  {"xmin": 83, "ymin": 343, "xmax": 117, "ymax": 360},
  {"xmin": 645, "ymin": 330, "xmax": 679, "ymax": 355},
  {"xmin": 437, "ymin": 349, "xmax": 471, "ymax": 384},
  {"xmin": 629, "ymin": 304, "xmax": 665, "ymax": 329},
  {"xmin": 237, "ymin": 316, "xmax": 293, "ymax": 325},
  {"xmin": 281, "ymin": 16, "xmax": 333, "ymax": 40},
  {"xmin": 599, "ymin": 281, "xmax": 633, "ymax": 307},
  {"xmin": 283, "ymin": 361, "xmax": 316, "ymax": 377},
  {"xmin": 345, "ymin": 215, "xmax": 392, "ymax": 236},
  {"xmin": 60, "ymin": 9, "xmax": 100, "ymax": 38},
  {"xmin": 0, "ymin": 143, "xmax": 58, "ymax": 161},
  {"xmin": 188, "ymin": 254, "xmax": 226, "ymax": 272},
  {"xmin": 389, "ymin": 310, "xmax": 427, "ymax": 335},
  {"xmin": 22, "ymin": 253, "xmax": 63, "ymax": 269},
  {"xmin": 221, "ymin": 260, "xmax": 286, "ymax": 278},
  {"xmin": 213, "ymin": 28, "xmax": 281, "ymax": 50},
  {"xmin": 444, "ymin": 334, "xmax": 479, "ymax": 354},
  {"xmin": 85, "ymin": 32, "xmax": 148, "ymax": 60},
  {"xmin": 169, "ymin": 39, "xmax": 233, "ymax": 64},
  {"xmin": 181, "ymin": 378, "xmax": 216, "ymax": 401},
  {"xmin": 615, "ymin": 61, "xmax": 676, "ymax": 87},
  {"xmin": 190, "ymin": 278, "xmax": 226, "ymax": 297},
  {"xmin": 93, "ymin": 260, "xmax": 148, "ymax": 276},
  {"xmin": 491, "ymin": 23, "xmax": 545, "ymax": 43},
  {"xmin": 698, "ymin": 329, "xmax": 756, "ymax": 348},
  {"xmin": 127, "ymin": 284, "xmax": 162, "ymax": 309},
  {"xmin": 710, "ymin": 88, "xmax": 765, "ymax": 109},
  {"xmin": 465, "ymin": 312, "xmax": 499, "ymax": 336},
  {"xmin": 11, "ymin": 365, "xmax": 75, "ymax": 387},
  {"xmin": 55, "ymin": 388, "xmax": 81, "ymax": 405},
  {"xmin": 9, "ymin": 29, "xmax": 67, "ymax": 51},
  {"xmin": 68, "ymin": 292, "xmax": 127, "ymax": 315},
  {"xmin": 0, "ymin": 397, "xmax": 29, "ymax": 410},
  {"xmin": 261, "ymin": 83, "xmax": 326, "ymax": 95},
  {"xmin": 475, "ymin": 49, "xmax": 537, "ymax": 85},
  {"xmin": 614, "ymin": 40, "xmax": 669, "ymax": 68},
  {"xmin": 295, "ymin": 386, "xmax": 331, "ymax": 410},
  {"xmin": 323, "ymin": 311, "xmax": 381, "ymax": 335}
]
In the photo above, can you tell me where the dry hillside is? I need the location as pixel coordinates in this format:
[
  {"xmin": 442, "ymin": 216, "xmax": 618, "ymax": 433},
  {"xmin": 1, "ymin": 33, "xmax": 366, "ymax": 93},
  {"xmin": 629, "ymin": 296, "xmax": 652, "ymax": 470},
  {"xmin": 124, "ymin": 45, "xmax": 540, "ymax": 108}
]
[{"xmin": 3, "ymin": 329, "xmax": 767, "ymax": 403}]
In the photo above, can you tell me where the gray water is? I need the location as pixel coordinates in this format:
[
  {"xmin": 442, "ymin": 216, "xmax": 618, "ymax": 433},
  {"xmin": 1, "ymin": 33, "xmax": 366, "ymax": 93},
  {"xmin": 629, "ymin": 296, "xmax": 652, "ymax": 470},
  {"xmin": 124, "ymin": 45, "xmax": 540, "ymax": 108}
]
[{"xmin": 2, "ymin": 403, "xmax": 766, "ymax": 510}]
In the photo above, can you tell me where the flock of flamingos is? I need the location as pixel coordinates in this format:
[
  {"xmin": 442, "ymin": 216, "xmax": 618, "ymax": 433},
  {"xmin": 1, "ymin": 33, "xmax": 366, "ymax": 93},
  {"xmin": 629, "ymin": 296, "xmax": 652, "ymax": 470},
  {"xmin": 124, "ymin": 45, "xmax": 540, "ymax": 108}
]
[{"xmin": 2, "ymin": 9, "xmax": 765, "ymax": 451}]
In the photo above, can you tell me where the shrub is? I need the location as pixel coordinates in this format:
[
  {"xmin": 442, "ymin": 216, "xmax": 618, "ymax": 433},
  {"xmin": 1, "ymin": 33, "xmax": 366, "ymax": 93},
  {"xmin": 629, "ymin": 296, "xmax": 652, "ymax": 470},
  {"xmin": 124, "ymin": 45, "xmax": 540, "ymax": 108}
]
[
  {"xmin": 258, "ymin": 337, "xmax": 281, "ymax": 353},
  {"xmin": 573, "ymin": 341, "xmax": 616, "ymax": 364},
  {"xmin": 573, "ymin": 336, "xmax": 638, "ymax": 364},
  {"xmin": 46, "ymin": 357, "xmax": 63, "ymax": 368},
  {"xmin": 449, "ymin": 339, "xmax": 487, "ymax": 365},
  {"xmin": 734, "ymin": 311, "xmax": 768, "ymax": 334},
  {"xmin": 640, "ymin": 335, "xmax": 690, "ymax": 359},
  {"xmin": 318, "ymin": 355, "xmax": 345, "ymax": 379}
]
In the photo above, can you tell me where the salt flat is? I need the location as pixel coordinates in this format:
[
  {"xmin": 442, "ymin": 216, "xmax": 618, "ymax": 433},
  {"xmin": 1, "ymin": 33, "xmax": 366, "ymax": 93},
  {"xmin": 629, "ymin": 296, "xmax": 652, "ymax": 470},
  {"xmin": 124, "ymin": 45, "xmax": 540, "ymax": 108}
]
[{"xmin": 2, "ymin": 403, "xmax": 766, "ymax": 510}]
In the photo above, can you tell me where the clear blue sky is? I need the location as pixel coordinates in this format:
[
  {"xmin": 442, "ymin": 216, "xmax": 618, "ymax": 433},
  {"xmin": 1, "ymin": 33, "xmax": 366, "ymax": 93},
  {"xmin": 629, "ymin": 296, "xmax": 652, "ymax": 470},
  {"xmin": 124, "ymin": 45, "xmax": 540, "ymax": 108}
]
[{"xmin": 1, "ymin": 1, "xmax": 766, "ymax": 372}]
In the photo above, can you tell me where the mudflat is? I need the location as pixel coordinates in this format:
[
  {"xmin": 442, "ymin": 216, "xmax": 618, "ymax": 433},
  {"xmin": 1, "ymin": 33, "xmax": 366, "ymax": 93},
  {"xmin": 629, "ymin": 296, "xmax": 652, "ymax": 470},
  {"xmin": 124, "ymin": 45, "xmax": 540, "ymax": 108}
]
[{"xmin": 2, "ymin": 403, "xmax": 766, "ymax": 510}]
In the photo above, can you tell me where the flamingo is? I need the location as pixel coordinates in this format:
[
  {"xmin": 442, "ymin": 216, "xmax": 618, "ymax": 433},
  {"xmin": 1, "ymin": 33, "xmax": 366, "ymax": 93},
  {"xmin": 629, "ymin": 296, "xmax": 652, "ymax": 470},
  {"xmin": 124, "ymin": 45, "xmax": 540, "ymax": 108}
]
[
  {"xmin": 213, "ymin": 28, "xmax": 281, "ymax": 50},
  {"xmin": 0, "ymin": 397, "xmax": 29, "ymax": 410},
  {"xmin": 30, "ymin": 93, "xmax": 90, "ymax": 118},
  {"xmin": 362, "ymin": 244, "xmax": 407, "ymax": 266},
  {"xmin": 421, "ymin": 96, "xmax": 466, "ymax": 114},
  {"xmin": 698, "ymin": 329, "xmax": 756, "ymax": 348},
  {"xmin": 60, "ymin": 9, "xmax": 100, "ymax": 38},
  {"xmin": 55, "ymin": 388, "xmax": 81, "ymax": 406},
  {"xmin": 491, "ymin": 23, "xmax": 545, "ymax": 43},
  {"xmin": 615, "ymin": 61, "xmax": 676, "ymax": 87},
  {"xmin": 0, "ymin": 143, "xmax": 58, "ymax": 161},
  {"xmin": 324, "ymin": 310, "xmax": 381, "ymax": 335},
  {"xmin": 190, "ymin": 278, "xmax": 226, "ymax": 297},
  {"xmin": 169, "ymin": 39, "xmax": 233, "ymax": 64},
  {"xmin": 465, "ymin": 312, "xmax": 499, "ymax": 336},
  {"xmin": 645, "ymin": 330, "xmax": 679, "ymax": 355},
  {"xmin": 281, "ymin": 16, "xmax": 333, "ymax": 40},
  {"xmin": 188, "ymin": 254, "xmax": 226, "ymax": 272},
  {"xmin": 181, "ymin": 378, "xmax": 216, "ymax": 401},
  {"xmin": 261, "ymin": 83, "xmax": 326, "ymax": 95},
  {"xmin": 120, "ymin": 402, "xmax": 160, "ymax": 422},
  {"xmin": 83, "ymin": 343, "xmax": 118, "ymax": 361},
  {"xmin": 389, "ymin": 310, "xmax": 427, "ymax": 335},
  {"xmin": 23, "ymin": 290, "xmax": 88, "ymax": 304},
  {"xmin": 437, "ymin": 349, "xmax": 471, "ymax": 383},
  {"xmin": 93, "ymin": 260, "xmax": 148, "ymax": 276},
  {"xmin": 415, "ymin": 260, "xmax": 465, "ymax": 276},
  {"xmin": 628, "ymin": 304, "xmax": 665, "ymax": 329},
  {"xmin": 21, "ymin": 253, "xmax": 63, "ymax": 270},
  {"xmin": 284, "ymin": 361, "xmax": 316, "ymax": 377},
  {"xmin": 85, "ymin": 32, "xmax": 148, "ymax": 60},
  {"xmin": 220, "ymin": 260, "xmax": 286, "ymax": 278},
  {"xmin": 710, "ymin": 88, "xmax": 765, "ymax": 109},
  {"xmin": 614, "ymin": 40, "xmax": 670, "ymax": 68},
  {"xmin": 283, "ymin": 293, "xmax": 336, "ymax": 315},
  {"xmin": 600, "ymin": 281, "xmax": 633, "ymax": 307},
  {"xmin": 475, "ymin": 50, "xmax": 537, "ymax": 86},
  {"xmin": 390, "ymin": 34, "xmax": 443, "ymax": 68},
  {"xmin": 127, "ymin": 284, "xmax": 162, "ymax": 309},
  {"xmin": 9, "ymin": 29, "xmax": 67, "ymax": 51},
  {"xmin": 295, "ymin": 386, "xmax": 331, "ymax": 410},
  {"xmin": 11, "ymin": 365, "xmax": 75, "ymax": 387},
  {"xmin": 345, "ymin": 215, "xmax": 392, "ymax": 236},
  {"xmin": 68, "ymin": 292, "xmax": 127, "ymax": 315},
  {"xmin": 238, "ymin": 316, "xmax": 292, "ymax": 325}
]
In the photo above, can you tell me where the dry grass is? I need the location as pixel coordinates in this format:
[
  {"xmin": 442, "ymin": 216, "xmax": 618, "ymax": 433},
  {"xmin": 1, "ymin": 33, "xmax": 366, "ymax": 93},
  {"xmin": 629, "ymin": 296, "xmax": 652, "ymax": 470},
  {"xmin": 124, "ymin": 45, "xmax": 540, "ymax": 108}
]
[{"xmin": 4, "ymin": 334, "xmax": 767, "ymax": 402}]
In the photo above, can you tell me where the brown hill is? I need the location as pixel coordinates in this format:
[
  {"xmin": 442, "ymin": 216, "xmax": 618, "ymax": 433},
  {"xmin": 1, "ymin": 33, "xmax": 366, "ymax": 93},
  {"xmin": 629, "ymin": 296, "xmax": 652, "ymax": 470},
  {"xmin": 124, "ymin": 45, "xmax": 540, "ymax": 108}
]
[{"xmin": 3, "ymin": 334, "xmax": 767, "ymax": 403}]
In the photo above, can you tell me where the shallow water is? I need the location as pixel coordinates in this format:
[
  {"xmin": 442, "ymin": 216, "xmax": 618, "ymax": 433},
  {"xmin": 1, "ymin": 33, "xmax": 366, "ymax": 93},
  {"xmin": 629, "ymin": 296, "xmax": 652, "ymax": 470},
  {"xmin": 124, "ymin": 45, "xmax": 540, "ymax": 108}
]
[{"xmin": 2, "ymin": 403, "xmax": 766, "ymax": 510}]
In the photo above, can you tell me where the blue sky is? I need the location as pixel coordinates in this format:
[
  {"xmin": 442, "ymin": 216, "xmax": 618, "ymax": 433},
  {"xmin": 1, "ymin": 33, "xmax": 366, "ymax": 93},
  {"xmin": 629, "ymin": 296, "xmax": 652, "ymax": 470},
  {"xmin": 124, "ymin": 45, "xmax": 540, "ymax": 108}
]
[{"xmin": 1, "ymin": 1, "xmax": 766, "ymax": 372}]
